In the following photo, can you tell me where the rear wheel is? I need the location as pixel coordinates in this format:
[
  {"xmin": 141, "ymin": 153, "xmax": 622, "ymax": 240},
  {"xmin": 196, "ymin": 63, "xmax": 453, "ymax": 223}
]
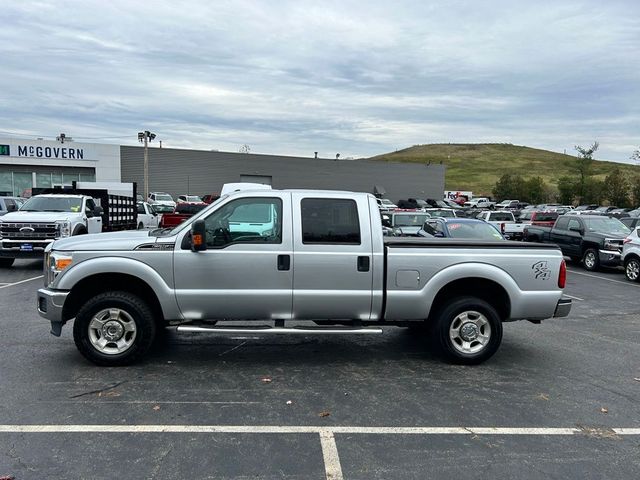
[
  {"xmin": 73, "ymin": 291, "xmax": 156, "ymax": 366},
  {"xmin": 433, "ymin": 297, "xmax": 502, "ymax": 365},
  {"xmin": 625, "ymin": 257, "xmax": 640, "ymax": 282},
  {"xmin": 582, "ymin": 248, "xmax": 599, "ymax": 271},
  {"xmin": 0, "ymin": 258, "xmax": 14, "ymax": 268}
]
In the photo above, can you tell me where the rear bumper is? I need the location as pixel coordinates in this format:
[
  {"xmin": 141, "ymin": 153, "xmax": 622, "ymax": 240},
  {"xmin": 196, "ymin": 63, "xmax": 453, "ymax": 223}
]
[
  {"xmin": 37, "ymin": 288, "xmax": 69, "ymax": 336},
  {"xmin": 598, "ymin": 250, "xmax": 622, "ymax": 267},
  {"xmin": 553, "ymin": 298, "xmax": 572, "ymax": 318}
]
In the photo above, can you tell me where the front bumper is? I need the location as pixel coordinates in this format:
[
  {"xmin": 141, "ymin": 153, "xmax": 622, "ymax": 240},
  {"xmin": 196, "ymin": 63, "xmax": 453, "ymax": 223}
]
[
  {"xmin": 1, "ymin": 239, "xmax": 53, "ymax": 258},
  {"xmin": 598, "ymin": 249, "xmax": 622, "ymax": 267},
  {"xmin": 37, "ymin": 288, "xmax": 70, "ymax": 336},
  {"xmin": 553, "ymin": 298, "xmax": 572, "ymax": 318}
]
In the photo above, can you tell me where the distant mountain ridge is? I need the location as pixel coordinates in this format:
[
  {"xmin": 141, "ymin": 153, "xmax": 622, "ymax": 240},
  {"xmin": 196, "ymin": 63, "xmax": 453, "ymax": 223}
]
[{"xmin": 368, "ymin": 143, "xmax": 637, "ymax": 196}]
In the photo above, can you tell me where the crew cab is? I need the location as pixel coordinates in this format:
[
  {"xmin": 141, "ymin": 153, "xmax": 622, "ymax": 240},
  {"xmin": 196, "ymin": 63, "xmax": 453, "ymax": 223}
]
[
  {"xmin": 37, "ymin": 189, "xmax": 571, "ymax": 367},
  {"xmin": 136, "ymin": 202, "xmax": 159, "ymax": 229},
  {"xmin": 464, "ymin": 197, "xmax": 495, "ymax": 209},
  {"xmin": 524, "ymin": 215, "xmax": 630, "ymax": 270}
]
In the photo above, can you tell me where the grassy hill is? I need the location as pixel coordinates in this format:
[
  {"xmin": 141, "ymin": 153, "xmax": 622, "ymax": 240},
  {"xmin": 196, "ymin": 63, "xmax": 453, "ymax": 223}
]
[{"xmin": 368, "ymin": 143, "xmax": 638, "ymax": 197}]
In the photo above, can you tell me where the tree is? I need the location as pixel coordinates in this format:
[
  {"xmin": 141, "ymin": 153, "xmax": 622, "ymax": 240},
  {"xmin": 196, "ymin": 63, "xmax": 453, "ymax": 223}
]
[
  {"xmin": 556, "ymin": 176, "xmax": 576, "ymax": 205},
  {"xmin": 631, "ymin": 148, "xmax": 640, "ymax": 165},
  {"xmin": 582, "ymin": 178, "xmax": 605, "ymax": 204},
  {"xmin": 524, "ymin": 176, "xmax": 547, "ymax": 204},
  {"xmin": 631, "ymin": 176, "xmax": 640, "ymax": 206},
  {"xmin": 492, "ymin": 174, "xmax": 525, "ymax": 201},
  {"xmin": 603, "ymin": 168, "xmax": 630, "ymax": 207},
  {"xmin": 574, "ymin": 141, "xmax": 599, "ymax": 202}
]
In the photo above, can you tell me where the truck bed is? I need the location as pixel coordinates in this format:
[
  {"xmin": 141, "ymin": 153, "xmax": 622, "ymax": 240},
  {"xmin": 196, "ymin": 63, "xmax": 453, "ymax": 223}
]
[{"xmin": 383, "ymin": 237, "xmax": 559, "ymax": 249}]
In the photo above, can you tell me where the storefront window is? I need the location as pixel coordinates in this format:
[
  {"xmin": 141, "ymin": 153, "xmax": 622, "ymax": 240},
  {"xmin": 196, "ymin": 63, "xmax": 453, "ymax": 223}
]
[
  {"xmin": 79, "ymin": 172, "xmax": 95, "ymax": 182},
  {"xmin": 52, "ymin": 173, "xmax": 63, "ymax": 187},
  {"xmin": 36, "ymin": 173, "xmax": 52, "ymax": 188},
  {"xmin": 63, "ymin": 173, "xmax": 79, "ymax": 185},
  {"xmin": 0, "ymin": 171, "xmax": 12, "ymax": 196},
  {"xmin": 13, "ymin": 172, "xmax": 33, "ymax": 197}
]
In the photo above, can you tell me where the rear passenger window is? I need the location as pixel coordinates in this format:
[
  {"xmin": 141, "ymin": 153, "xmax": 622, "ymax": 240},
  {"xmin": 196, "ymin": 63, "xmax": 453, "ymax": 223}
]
[
  {"xmin": 301, "ymin": 198, "xmax": 361, "ymax": 244},
  {"xmin": 555, "ymin": 217, "xmax": 570, "ymax": 230}
]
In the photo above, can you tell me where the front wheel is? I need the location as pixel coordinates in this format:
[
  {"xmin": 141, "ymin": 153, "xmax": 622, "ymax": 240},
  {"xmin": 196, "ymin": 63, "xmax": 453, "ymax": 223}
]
[
  {"xmin": 582, "ymin": 248, "xmax": 599, "ymax": 271},
  {"xmin": 73, "ymin": 291, "xmax": 157, "ymax": 366},
  {"xmin": 625, "ymin": 257, "xmax": 640, "ymax": 282},
  {"xmin": 0, "ymin": 258, "xmax": 15, "ymax": 268},
  {"xmin": 433, "ymin": 297, "xmax": 502, "ymax": 365}
]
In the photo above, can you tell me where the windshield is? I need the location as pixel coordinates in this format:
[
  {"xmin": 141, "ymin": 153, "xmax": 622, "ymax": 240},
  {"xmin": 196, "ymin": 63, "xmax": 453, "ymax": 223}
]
[
  {"xmin": 20, "ymin": 196, "xmax": 82, "ymax": 212},
  {"xmin": 181, "ymin": 195, "xmax": 202, "ymax": 202},
  {"xmin": 152, "ymin": 195, "xmax": 228, "ymax": 237},
  {"xmin": 380, "ymin": 199, "xmax": 394, "ymax": 205},
  {"xmin": 447, "ymin": 222, "xmax": 504, "ymax": 240},
  {"xmin": 583, "ymin": 217, "xmax": 630, "ymax": 235},
  {"xmin": 154, "ymin": 204, "xmax": 174, "ymax": 213},
  {"xmin": 155, "ymin": 194, "xmax": 173, "ymax": 201},
  {"xmin": 393, "ymin": 214, "xmax": 430, "ymax": 227}
]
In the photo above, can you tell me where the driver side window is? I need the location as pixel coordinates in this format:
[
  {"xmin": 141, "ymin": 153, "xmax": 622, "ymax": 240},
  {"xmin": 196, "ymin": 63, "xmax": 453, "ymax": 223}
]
[{"xmin": 203, "ymin": 197, "xmax": 282, "ymax": 248}]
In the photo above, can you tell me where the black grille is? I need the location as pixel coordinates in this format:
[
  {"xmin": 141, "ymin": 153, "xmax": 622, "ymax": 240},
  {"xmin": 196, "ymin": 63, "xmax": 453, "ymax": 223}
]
[{"xmin": 0, "ymin": 222, "xmax": 58, "ymax": 240}]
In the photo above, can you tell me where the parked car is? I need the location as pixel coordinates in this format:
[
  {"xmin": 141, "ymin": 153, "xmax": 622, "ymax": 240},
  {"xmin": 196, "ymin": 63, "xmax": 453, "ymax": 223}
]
[
  {"xmin": 419, "ymin": 217, "xmax": 505, "ymax": 241},
  {"xmin": 441, "ymin": 199, "xmax": 465, "ymax": 210},
  {"xmin": 622, "ymin": 225, "xmax": 640, "ymax": 282},
  {"xmin": 620, "ymin": 217, "xmax": 640, "ymax": 229},
  {"xmin": 628, "ymin": 208, "xmax": 640, "ymax": 217},
  {"xmin": 0, "ymin": 196, "xmax": 25, "ymax": 216},
  {"xmin": 464, "ymin": 197, "xmax": 495, "ymax": 209},
  {"xmin": 524, "ymin": 215, "xmax": 630, "ymax": 270},
  {"xmin": 397, "ymin": 198, "xmax": 429, "ymax": 210},
  {"xmin": 530, "ymin": 211, "xmax": 559, "ymax": 228},
  {"xmin": 201, "ymin": 193, "xmax": 221, "ymax": 204},
  {"xmin": 389, "ymin": 211, "xmax": 432, "ymax": 235},
  {"xmin": 159, "ymin": 201, "xmax": 208, "ymax": 228},
  {"xmin": 496, "ymin": 200, "xmax": 520, "ymax": 210},
  {"xmin": 424, "ymin": 208, "xmax": 458, "ymax": 218},
  {"xmin": 610, "ymin": 208, "xmax": 633, "ymax": 218},
  {"xmin": 574, "ymin": 204, "xmax": 599, "ymax": 211},
  {"xmin": 37, "ymin": 189, "xmax": 571, "ymax": 366},
  {"xmin": 476, "ymin": 210, "xmax": 525, "ymax": 240},
  {"xmin": 595, "ymin": 206, "xmax": 619, "ymax": 214},
  {"xmin": 376, "ymin": 198, "xmax": 398, "ymax": 210},
  {"xmin": 147, "ymin": 192, "xmax": 176, "ymax": 212},
  {"xmin": 136, "ymin": 202, "xmax": 159, "ymax": 229},
  {"xmin": 177, "ymin": 195, "xmax": 203, "ymax": 203}
]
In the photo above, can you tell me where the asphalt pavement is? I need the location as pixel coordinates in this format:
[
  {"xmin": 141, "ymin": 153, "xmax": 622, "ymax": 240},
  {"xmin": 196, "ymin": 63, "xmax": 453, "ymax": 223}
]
[{"xmin": 0, "ymin": 259, "xmax": 638, "ymax": 479}]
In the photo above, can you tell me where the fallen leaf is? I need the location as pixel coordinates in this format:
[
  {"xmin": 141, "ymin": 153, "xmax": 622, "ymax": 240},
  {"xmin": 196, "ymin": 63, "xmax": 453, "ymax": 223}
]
[
  {"xmin": 105, "ymin": 391, "xmax": 121, "ymax": 397},
  {"xmin": 536, "ymin": 393, "xmax": 549, "ymax": 401},
  {"xmin": 153, "ymin": 405, "xmax": 161, "ymax": 411},
  {"xmin": 286, "ymin": 400, "xmax": 293, "ymax": 405},
  {"xmin": 318, "ymin": 411, "xmax": 331, "ymax": 418},
  {"xmin": 261, "ymin": 377, "xmax": 272, "ymax": 383},
  {"xmin": 634, "ymin": 378, "xmax": 640, "ymax": 382},
  {"xmin": 600, "ymin": 407, "xmax": 608, "ymax": 414}
]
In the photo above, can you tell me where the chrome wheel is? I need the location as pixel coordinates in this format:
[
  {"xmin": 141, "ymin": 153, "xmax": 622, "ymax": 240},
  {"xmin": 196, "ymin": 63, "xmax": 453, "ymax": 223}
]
[
  {"xmin": 448, "ymin": 310, "xmax": 491, "ymax": 355},
  {"xmin": 88, "ymin": 308, "xmax": 137, "ymax": 355},
  {"xmin": 584, "ymin": 251, "xmax": 596, "ymax": 270},
  {"xmin": 626, "ymin": 259, "xmax": 640, "ymax": 282}
]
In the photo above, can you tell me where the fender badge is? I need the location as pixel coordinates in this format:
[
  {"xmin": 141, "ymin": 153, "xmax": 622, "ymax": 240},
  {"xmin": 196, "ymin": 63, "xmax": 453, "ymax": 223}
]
[{"xmin": 532, "ymin": 261, "xmax": 551, "ymax": 280}]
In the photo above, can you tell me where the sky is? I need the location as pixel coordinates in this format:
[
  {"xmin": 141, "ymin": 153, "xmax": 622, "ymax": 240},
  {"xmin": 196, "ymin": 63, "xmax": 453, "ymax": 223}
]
[{"xmin": 1, "ymin": 0, "xmax": 639, "ymax": 162}]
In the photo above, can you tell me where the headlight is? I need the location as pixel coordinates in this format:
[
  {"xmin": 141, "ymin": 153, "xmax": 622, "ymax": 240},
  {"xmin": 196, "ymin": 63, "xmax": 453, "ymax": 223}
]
[
  {"xmin": 47, "ymin": 251, "xmax": 73, "ymax": 285},
  {"xmin": 55, "ymin": 220, "xmax": 71, "ymax": 238},
  {"xmin": 603, "ymin": 239, "xmax": 620, "ymax": 251}
]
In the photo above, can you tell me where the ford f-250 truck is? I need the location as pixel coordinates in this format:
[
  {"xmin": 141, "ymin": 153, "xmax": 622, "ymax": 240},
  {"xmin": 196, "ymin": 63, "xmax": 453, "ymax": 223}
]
[
  {"xmin": 37, "ymin": 189, "xmax": 571, "ymax": 366},
  {"xmin": 523, "ymin": 214, "xmax": 630, "ymax": 271}
]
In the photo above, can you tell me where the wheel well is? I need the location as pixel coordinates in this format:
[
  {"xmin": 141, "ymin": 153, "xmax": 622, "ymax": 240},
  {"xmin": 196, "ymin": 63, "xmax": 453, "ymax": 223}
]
[
  {"xmin": 62, "ymin": 273, "xmax": 163, "ymax": 323},
  {"xmin": 625, "ymin": 253, "xmax": 640, "ymax": 265},
  {"xmin": 429, "ymin": 278, "xmax": 510, "ymax": 321},
  {"xmin": 72, "ymin": 225, "xmax": 87, "ymax": 235},
  {"xmin": 581, "ymin": 243, "xmax": 599, "ymax": 255}
]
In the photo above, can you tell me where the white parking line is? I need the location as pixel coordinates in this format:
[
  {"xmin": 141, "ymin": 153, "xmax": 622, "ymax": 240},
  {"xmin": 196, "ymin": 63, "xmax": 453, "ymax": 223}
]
[
  {"xmin": 562, "ymin": 294, "xmax": 584, "ymax": 301},
  {"xmin": 0, "ymin": 275, "xmax": 44, "ymax": 289},
  {"xmin": 319, "ymin": 429, "xmax": 344, "ymax": 480},
  {"xmin": 568, "ymin": 269, "xmax": 638, "ymax": 287}
]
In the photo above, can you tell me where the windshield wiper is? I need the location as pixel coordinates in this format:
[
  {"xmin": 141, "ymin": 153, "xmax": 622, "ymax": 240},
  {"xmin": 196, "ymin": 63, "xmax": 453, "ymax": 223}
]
[{"xmin": 43, "ymin": 209, "xmax": 67, "ymax": 212}]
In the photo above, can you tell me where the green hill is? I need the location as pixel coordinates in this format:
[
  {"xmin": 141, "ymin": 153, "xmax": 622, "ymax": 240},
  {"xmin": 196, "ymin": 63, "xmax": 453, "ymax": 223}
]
[{"xmin": 368, "ymin": 143, "xmax": 638, "ymax": 197}]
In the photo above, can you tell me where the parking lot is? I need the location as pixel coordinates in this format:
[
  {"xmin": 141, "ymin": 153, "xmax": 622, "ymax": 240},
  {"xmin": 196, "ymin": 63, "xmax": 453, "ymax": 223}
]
[{"xmin": 1, "ymin": 259, "xmax": 639, "ymax": 479}]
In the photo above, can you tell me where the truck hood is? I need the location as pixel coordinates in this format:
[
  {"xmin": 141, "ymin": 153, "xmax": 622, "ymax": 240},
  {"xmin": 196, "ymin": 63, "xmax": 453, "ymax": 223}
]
[
  {"xmin": 52, "ymin": 230, "xmax": 155, "ymax": 251},
  {"xmin": 1, "ymin": 211, "xmax": 79, "ymax": 223},
  {"xmin": 590, "ymin": 231, "xmax": 628, "ymax": 240}
]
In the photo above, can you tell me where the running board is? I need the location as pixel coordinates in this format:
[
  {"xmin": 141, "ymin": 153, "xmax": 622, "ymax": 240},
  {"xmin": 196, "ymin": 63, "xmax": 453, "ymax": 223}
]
[{"xmin": 176, "ymin": 325, "xmax": 383, "ymax": 335}]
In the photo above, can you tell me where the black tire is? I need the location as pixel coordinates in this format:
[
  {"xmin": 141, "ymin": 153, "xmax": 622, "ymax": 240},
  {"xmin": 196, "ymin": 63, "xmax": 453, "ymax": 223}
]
[
  {"xmin": 582, "ymin": 248, "xmax": 599, "ymax": 271},
  {"xmin": 624, "ymin": 256, "xmax": 640, "ymax": 282},
  {"xmin": 0, "ymin": 258, "xmax": 15, "ymax": 268},
  {"xmin": 138, "ymin": 222, "xmax": 144, "ymax": 230},
  {"xmin": 433, "ymin": 297, "xmax": 502, "ymax": 365},
  {"xmin": 73, "ymin": 291, "xmax": 157, "ymax": 366}
]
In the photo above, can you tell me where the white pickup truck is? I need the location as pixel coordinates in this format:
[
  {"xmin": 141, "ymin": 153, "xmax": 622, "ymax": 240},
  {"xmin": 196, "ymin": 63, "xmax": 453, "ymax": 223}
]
[
  {"xmin": 464, "ymin": 197, "xmax": 495, "ymax": 209},
  {"xmin": 476, "ymin": 210, "xmax": 527, "ymax": 240},
  {"xmin": 37, "ymin": 189, "xmax": 571, "ymax": 366}
]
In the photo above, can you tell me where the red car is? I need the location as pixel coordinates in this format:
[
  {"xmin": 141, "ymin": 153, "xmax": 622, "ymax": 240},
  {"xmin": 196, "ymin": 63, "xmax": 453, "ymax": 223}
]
[
  {"xmin": 530, "ymin": 211, "xmax": 559, "ymax": 227},
  {"xmin": 159, "ymin": 202, "xmax": 208, "ymax": 228}
]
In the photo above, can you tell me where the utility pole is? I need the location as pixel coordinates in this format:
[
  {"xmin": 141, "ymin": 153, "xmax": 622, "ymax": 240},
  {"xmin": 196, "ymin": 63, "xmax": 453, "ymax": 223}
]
[{"xmin": 138, "ymin": 130, "xmax": 156, "ymax": 200}]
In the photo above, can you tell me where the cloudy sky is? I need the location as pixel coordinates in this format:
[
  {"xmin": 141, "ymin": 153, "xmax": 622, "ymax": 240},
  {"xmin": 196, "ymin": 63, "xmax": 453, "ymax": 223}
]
[{"xmin": 1, "ymin": 0, "xmax": 639, "ymax": 162}]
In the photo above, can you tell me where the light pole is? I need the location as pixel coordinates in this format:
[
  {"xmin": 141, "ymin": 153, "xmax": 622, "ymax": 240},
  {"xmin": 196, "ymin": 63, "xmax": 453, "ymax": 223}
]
[{"xmin": 138, "ymin": 130, "xmax": 156, "ymax": 200}]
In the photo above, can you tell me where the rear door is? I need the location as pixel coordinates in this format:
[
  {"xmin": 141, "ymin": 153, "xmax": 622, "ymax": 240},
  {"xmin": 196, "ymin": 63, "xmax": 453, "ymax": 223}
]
[{"xmin": 291, "ymin": 192, "xmax": 374, "ymax": 320}]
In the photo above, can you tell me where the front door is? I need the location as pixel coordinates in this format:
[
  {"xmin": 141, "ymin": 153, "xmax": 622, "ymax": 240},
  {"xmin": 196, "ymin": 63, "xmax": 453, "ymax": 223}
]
[
  {"xmin": 173, "ymin": 193, "xmax": 293, "ymax": 320},
  {"xmin": 84, "ymin": 198, "xmax": 102, "ymax": 233}
]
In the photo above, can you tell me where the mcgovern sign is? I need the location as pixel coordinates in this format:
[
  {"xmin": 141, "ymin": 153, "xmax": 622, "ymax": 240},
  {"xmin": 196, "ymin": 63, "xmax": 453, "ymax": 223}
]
[{"xmin": 13, "ymin": 144, "xmax": 84, "ymax": 159}]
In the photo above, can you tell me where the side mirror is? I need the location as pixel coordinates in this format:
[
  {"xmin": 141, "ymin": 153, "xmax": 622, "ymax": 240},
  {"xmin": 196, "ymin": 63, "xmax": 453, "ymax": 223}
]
[
  {"xmin": 6, "ymin": 204, "xmax": 17, "ymax": 212},
  {"xmin": 191, "ymin": 219, "xmax": 207, "ymax": 252},
  {"xmin": 93, "ymin": 206, "xmax": 104, "ymax": 216}
]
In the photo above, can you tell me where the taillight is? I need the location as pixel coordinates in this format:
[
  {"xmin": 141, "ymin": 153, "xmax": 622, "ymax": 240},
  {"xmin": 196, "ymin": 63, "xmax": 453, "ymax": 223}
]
[
  {"xmin": 623, "ymin": 238, "xmax": 632, "ymax": 244},
  {"xmin": 558, "ymin": 259, "xmax": 567, "ymax": 289}
]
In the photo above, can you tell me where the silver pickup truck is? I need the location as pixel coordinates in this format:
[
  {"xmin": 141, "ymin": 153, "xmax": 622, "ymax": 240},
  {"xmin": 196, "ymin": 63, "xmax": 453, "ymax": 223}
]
[{"xmin": 37, "ymin": 189, "xmax": 571, "ymax": 366}]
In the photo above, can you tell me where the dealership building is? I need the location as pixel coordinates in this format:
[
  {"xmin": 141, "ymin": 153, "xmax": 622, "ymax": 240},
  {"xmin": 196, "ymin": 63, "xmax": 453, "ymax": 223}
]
[{"xmin": 0, "ymin": 137, "xmax": 445, "ymax": 201}]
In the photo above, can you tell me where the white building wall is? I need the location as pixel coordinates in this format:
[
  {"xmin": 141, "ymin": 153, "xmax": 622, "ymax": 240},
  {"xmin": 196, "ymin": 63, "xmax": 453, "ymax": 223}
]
[{"xmin": 0, "ymin": 137, "xmax": 121, "ymax": 182}]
